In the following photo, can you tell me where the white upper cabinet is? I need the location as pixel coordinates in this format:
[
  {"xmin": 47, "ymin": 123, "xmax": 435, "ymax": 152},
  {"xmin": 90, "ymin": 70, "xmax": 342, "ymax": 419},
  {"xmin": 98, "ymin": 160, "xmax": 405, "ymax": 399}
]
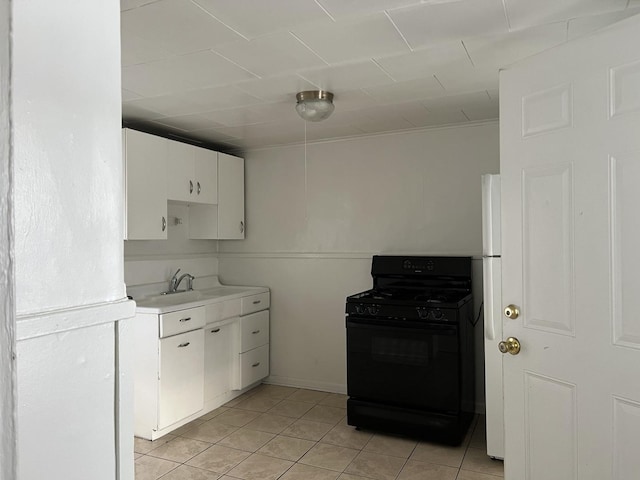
[
  {"xmin": 166, "ymin": 141, "xmax": 194, "ymax": 203},
  {"xmin": 217, "ymin": 153, "xmax": 245, "ymax": 239},
  {"xmin": 189, "ymin": 153, "xmax": 245, "ymax": 240},
  {"xmin": 123, "ymin": 128, "xmax": 168, "ymax": 240},
  {"xmin": 123, "ymin": 128, "xmax": 241, "ymax": 240},
  {"xmin": 167, "ymin": 141, "xmax": 218, "ymax": 205},
  {"xmin": 194, "ymin": 148, "xmax": 218, "ymax": 205}
]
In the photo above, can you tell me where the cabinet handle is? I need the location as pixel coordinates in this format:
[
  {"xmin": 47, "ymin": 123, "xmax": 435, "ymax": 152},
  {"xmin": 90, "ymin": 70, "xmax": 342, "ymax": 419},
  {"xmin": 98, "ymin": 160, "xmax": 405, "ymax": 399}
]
[
  {"xmin": 179, "ymin": 317, "xmax": 191, "ymax": 323},
  {"xmin": 210, "ymin": 328, "xmax": 221, "ymax": 333},
  {"xmin": 197, "ymin": 182, "xmax": 201, "ymax": 195},
  {"xmin": 252, "ymin": 300, "xmax": 261, "ymax": 305},
  {"xmin": 252, "ymin": 330, "xmax": 260, "ymax": 334},
  {"xmin": 252, "ymin": 362, "xmax": 260, "ymax": 367},
  {"xmin": 178, "ymin": 342, "xmax": 190, "ymax": 348},
  {"xmin": 189, "ymin": 180, "xmax": 194, "ymax": 194},
  {"xmin": 162, "ymin": 216, "xmax": 166, "ymax": 232},
  {"xmin": 240, "ymin": 221, "xmax": 244, "ymax": 234}
]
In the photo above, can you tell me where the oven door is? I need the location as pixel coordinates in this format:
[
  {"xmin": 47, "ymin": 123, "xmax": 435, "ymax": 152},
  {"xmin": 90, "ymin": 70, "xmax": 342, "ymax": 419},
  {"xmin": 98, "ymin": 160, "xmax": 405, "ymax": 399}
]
[{"xmin": 346, "ymin": 316, "xmax": 460, "ymax": 413}]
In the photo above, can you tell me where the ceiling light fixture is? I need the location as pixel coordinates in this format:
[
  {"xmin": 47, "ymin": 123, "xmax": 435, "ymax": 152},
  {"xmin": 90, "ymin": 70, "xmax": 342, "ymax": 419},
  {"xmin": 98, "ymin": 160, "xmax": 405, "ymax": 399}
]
[{"xmin": 295, "ymin": 90, "xmax": 335, "ymax": 122}]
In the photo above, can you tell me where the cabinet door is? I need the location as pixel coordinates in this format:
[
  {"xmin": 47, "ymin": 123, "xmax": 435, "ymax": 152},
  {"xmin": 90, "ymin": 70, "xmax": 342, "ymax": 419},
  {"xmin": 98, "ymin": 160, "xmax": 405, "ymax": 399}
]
[
  {"xmin": 194, "ymin": 149, "xmax": 218, "ymax": 205},
  {"xmin": 167, "ymin": 141, "xmax": 195, "ymax": 203},
  {"xmin": 217, "ymin": 153, "xmax": 245, "ymax": 239},
  {"xmin": 158, "ymin": 329, "xmax": 204, "ymax": 429},
  {"xmin": 123, "ymin": 129, "xmax": 168, "ymax": 240},
  {"xmin": 204, "ymin": 321, "xmax": 237, "ymax": 403}
]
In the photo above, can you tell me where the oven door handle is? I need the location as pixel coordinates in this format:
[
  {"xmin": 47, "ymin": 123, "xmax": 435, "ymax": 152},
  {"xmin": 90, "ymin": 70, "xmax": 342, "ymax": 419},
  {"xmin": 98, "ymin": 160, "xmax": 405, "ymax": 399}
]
[{"xmin": 346, "ymin": 317, "xmax": 458, "ymax": 334}]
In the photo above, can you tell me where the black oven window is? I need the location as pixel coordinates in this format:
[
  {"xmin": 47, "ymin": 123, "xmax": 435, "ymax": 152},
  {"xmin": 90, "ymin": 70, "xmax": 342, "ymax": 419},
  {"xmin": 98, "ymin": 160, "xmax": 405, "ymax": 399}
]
[{"xmin": 372, "ymin": 337, "xmax": 431, "ymax": 366}]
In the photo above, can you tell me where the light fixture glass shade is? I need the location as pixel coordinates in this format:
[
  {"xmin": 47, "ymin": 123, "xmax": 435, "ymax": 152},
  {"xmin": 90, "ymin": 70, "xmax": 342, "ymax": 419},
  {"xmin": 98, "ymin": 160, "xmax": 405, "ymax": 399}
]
[{"xmin": 295, "ymin": 90, "xmax": 334, "ymax": 122}]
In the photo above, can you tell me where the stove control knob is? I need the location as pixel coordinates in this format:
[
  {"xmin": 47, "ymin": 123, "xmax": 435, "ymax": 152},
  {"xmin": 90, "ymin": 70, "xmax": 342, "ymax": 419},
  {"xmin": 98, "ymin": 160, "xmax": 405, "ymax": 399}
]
[
  {"xmin": 416, "ymin": 307, "xmax": 429, "ymax": 319},
  {"xmin": 368, "ymin": 305, "xmax": 379, "ymax": 315},
  {"xmin": 355, "ymin": 304, "xmax": 366, "ymax": 314},
  {"xmin": 430, "ymin": 309, "xmax": 443, "ymax": 320}
]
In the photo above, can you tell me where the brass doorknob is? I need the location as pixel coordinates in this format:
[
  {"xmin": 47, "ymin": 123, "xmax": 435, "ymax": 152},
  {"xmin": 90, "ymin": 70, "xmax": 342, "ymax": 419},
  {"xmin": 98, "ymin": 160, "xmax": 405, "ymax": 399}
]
[
  {"xmin": 498, "ymin": 337, "xmax": 521, "ymax": 355},
  {"xmin": 504, "ymin": 304, "xmax": 520, "ymax": 319}
]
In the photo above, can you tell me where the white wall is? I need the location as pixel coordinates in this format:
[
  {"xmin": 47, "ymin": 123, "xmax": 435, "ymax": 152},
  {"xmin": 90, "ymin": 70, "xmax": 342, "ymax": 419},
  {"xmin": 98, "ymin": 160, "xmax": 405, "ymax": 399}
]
[
  {"xmin": 218, "ymin": 122, "xmax": 499, "ymax": 405},
  {"xmin": 12, "ymin": 1, "xmax": 135, "ymax": 479},
  {"xmin": 0, "ymin": 0, "xmax": 17, "ymax": 477}
]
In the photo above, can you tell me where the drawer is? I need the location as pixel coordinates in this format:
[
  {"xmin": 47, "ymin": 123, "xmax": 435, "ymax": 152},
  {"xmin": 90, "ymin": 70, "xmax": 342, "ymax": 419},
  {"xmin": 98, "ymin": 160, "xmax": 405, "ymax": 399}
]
[
  {"xmin": 240, "ymin": 292, "xmax": 270, "ymax": 315},
  {"xmin": 240, "ymin": 310, "xmax": 269, "ymax": 353},
  {"xmin": 205, "ymin": 299, "xmax": 240, "ymax": 324},
  {"xmin": 159, "ymin": 307, "xmax": 205, "ymax": 338},
  {"xmin": 238, "ymin": 344, "xmax": 269, "ymax": 390}
]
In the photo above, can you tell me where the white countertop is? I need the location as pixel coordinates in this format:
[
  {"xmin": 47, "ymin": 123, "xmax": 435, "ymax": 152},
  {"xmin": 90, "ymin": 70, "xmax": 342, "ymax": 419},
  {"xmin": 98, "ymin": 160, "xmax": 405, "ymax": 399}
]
[{"xmin": 134, "ymin": 285, "xmax": 269, "ymax": 314}]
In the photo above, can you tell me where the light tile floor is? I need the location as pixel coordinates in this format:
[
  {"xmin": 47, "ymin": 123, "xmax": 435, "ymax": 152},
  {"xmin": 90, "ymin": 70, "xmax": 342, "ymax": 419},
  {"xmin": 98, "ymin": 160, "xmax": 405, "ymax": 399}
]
[{"xmin": 135, "ymin": 385, "xmax": 504, "ymax": 480}]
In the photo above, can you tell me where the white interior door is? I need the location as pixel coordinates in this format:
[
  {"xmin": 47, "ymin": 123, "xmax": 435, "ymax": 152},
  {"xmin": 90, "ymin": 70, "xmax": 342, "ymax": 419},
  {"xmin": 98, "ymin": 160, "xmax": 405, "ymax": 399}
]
[{"xmin": 500, "ymin": 15, "xmax": 640, "ymax": 479}]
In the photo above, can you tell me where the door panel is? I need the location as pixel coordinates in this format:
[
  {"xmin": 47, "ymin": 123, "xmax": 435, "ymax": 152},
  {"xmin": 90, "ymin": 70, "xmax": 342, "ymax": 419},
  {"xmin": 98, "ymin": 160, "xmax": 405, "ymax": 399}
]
[
  {"xmin": 500, "ymin": 14, "xmax": 640, "ymax": 479},
  {"xmin": 612, "ymin": 396, "xmax": 640, "ymax": 479},
  {"xmin": 522, "ymin": 164, "xmax": 574, "ymax": 336},
  {"xmin": 609, "ymin": 60, "xmax": 640, "ymax": 117},
  {"xmin": 521, "ymin": 83, "xmax": 573, "ymax": 137},
  {"xmin": 610, "ymin": 152, "xmax": 640, "ymax": 348},
  {"xmin": 524, "ymin": 372, "xmax": 577, "ymax": 480}
]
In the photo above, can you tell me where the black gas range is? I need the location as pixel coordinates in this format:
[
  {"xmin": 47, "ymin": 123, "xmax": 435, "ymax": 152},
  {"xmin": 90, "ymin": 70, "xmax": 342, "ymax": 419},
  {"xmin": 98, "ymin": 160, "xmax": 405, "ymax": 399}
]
[{"xmin": 345, "ymin": 255, "xmax": 475, "ymax": 445}]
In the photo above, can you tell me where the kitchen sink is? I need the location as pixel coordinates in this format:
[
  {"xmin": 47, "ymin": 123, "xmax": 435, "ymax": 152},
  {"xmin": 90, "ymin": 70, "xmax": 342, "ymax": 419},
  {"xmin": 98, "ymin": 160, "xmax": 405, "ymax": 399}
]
[
  {"xmin": 136, "ymin": 290, "xmax": 207, "ymax": 308},
  {"xmin": 134, "ymin": 286, "xmax": 265, "ymax": 311}
]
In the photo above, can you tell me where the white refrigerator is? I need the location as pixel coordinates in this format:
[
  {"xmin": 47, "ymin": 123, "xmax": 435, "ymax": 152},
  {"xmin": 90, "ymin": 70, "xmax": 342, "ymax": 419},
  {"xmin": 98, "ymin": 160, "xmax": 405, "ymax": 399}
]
[{"xmin": 481, "ymin": 174, "xmax": 504, "ymax": 460}]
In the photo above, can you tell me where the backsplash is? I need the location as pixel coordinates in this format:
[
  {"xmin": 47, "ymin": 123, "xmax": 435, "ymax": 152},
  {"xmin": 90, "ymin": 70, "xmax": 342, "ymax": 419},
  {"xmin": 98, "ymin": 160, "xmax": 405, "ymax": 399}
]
[{"xmin": 125, "ymin": 255, "xmax": 219, "ymax": 300}]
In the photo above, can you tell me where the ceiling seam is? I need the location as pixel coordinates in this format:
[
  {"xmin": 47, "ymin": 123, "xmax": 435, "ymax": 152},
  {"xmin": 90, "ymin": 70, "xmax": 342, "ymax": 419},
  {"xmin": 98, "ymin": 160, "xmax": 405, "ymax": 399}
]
[
  {"xmin": 384, "ymin": 11, "xmax": 414, "ymax": 52},
  {"xmin": 288, "ymin": 31, "xmax": 331, "ymax": 66},
  {"xmin": 209, "ymin": 51, "xmax": 262, "ymax": 79},
  {"xmin": 120, "ymin": 0, "xmax": 161, "ymax": 12},
  {"xmin": 190, "ymin": 0, "xmax": 250, "ymax": 41},
  {"xmin": 461, "ymin": 41, "xmax": 475, "ymax": 67},
  {"xmin": 371, "ymin": 58, "xmax": 397, "ymax": 82},
  {"xmin": 312, "ymin": 0, "xmax": 336, "ymax": 22},
  {"xmin": 500, "ymin": 0, "xmax": 512, "ymax": 32}
]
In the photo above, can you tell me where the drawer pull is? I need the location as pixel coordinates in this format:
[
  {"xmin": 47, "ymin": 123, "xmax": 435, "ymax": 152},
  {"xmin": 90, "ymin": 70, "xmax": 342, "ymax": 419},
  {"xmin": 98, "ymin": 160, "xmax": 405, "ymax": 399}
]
[
  {"xmin": 252, "ymin": 300, "xmax": 261, "ymax": 305},
  {"xmin": 210, "ymin": 328, "xmax": 221, "ymax": 333},
  {"xmin": 178, "ymin": 342, "xmax": 190, "ymax": 348},
  {"xmin": 179, "ymin": 317, "xmax": 192, "ymax": 323},
  {"xmin": 252, "ymin": 362, "xmax": 261, "ymax": 367},
  {"xmin": 252, "ymin": 330, "xmax": 260, "ymax": 334}
]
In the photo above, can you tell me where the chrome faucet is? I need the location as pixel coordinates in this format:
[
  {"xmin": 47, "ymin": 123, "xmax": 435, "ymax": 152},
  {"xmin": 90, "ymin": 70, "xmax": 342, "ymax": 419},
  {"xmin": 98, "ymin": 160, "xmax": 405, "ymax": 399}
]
[{"xmin": 165, "ymin": 269, "xmax": 195, "ymax": 294}]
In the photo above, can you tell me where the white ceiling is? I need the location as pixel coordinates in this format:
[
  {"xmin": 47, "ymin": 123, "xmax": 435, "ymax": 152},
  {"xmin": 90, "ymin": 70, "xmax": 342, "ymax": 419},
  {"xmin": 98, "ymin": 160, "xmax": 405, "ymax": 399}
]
[{"xmin": 121, "ymin": 0, "xmax": 640, "ymax": 151}]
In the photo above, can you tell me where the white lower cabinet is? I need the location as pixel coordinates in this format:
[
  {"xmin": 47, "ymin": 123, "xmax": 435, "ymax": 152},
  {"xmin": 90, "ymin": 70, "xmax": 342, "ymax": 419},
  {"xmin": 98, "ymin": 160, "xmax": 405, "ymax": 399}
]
[
  {"xmin": 239, "ymin": 344, "xmax": 269, "ymax": 389},
  {"xmin": 133, "ymin": 306, "xmax": 206, "ymax": 440},
  {"xmin": 236, "ymin": 308, "xmax": 270, "ymax": 390},
  {"xmin": 133, "ymin": 290, "xmax": 270, "ymax": 440},
  {"xmin": 158, "ymin": 329, "xmax": 204, "ymax": 430},
  {"xmin": 204, "ymin": 320, "xmax": 237, "ymax": 405}
]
